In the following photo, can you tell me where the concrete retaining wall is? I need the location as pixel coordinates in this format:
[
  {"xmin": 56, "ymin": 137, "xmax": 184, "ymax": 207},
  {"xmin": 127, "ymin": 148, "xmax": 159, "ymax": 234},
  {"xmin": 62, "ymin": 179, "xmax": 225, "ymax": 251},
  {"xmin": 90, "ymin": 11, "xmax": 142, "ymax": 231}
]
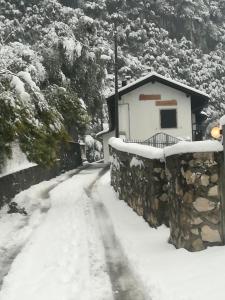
[{"xmin": 0, "ymin": 142, "xmax": 82, "ymax": 207}]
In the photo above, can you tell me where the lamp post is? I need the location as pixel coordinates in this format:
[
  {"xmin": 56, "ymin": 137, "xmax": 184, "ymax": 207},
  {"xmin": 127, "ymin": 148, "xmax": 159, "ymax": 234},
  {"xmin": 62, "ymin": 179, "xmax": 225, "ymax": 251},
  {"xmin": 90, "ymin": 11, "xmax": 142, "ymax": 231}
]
[
  {"xmin": 114, "ymin": 25, "xmax": 119, "ymax": 138},
  {"xmin": 211, "ymin": 124, "xmax": 225, "ymax": 243}
]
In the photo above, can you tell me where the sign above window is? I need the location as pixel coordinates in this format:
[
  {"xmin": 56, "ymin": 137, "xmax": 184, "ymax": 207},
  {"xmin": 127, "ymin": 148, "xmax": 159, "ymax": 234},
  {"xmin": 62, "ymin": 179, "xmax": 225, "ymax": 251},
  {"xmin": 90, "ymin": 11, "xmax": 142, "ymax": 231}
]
[
  {"xmin": 156, "ymin": 100, "xmax": 177, "ymax": 106},
  {"xmin": 139, "ymin": 94, "xmax": 161, "ymax": 101}
]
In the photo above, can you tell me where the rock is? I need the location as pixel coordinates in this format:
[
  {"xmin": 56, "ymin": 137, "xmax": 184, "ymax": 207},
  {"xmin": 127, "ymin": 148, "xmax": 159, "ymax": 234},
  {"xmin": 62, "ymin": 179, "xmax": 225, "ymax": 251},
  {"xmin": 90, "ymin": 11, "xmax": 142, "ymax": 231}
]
[
  {"xmin": 189, "ymin": 160, "xmax": 195, "ymax": 167},
  {"xmin": 191, "ymin": 228, "xmax": 199, "ymax": 235},
  {"xmin": 193, "ymin": 152, "xmax": 214, "ymax": 161},
  {"xmin": 185, "ymin": 170, "xmax": 195, "ymax": 184},
  {"xmin": 154, "ymin": 168, "xmax": 162, "ymax": 173},
  {"xmin": 160, "ymin": 193, "xmax": 168, "ymax": 202},
  {"xmin": 152, "ymin": 198, "xmax": 159, "ymax": 210},
  {"xmin": 208, "ymin": 185, "xmax": 219, "ymax": 197},
  {"xmin": 210, "ymin": 174, "xmax": 218, "ymax": 184},
  {"xmin": 204, "ymin": 214, "xmax": 220, "ymax": 225},
  {"xmin": 160, "ymin": 171, "xmax": 165, "ymax": 180},
  {"xmin": 193, "ymin": 197, "xmax": 216, "ymax": 212},
  {"xmin": 201, "ymin": 225, "xmax": 222, "ymax": 243},
  {"xmin": 183, "ymin": 192, "xmax": 193, "ymax": 204},
  {"xmin": 191, "ymin": 217, "xmax": 203, "ymax": 225},
  {"xmin": 176, "ymin": 180, "xmax": 183, "ymax": 197},
  {"xmin": 162, "ymin": 184, "xmax": 168, "ymax": 192},
  {"xmin": 181, "ymin": 167, "xmax": 185, "ymax": 177},
  {"xmin": 192, "ymin": 238, "xmax": 205, "ymax": 251},
  {"xmin": 200, "ymin": 175, "xmax": 209, "ymax": 187}
]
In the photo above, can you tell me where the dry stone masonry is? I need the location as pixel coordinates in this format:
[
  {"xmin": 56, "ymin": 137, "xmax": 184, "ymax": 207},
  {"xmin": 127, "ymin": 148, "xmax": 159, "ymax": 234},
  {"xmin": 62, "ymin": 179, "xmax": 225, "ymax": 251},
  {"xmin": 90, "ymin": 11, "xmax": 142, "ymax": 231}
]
[
  {"xmin": 110, "ymin": 147, "xmax": 169, "ymax": 227},
  {"xmin": 109, "ymin": 138, "xmax": 225, "ymax": 252},
  {"xmin": 166, "ymin": 151, "xmax": 224, "ymax": 251}
]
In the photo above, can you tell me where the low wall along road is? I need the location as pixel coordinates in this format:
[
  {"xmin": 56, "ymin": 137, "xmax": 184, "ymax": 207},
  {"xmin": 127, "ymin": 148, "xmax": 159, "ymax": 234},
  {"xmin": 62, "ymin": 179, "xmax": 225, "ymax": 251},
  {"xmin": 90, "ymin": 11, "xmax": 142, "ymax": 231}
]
[
  {"xmin": 0, "ymin": 142, "xmax": 82, "ymax": 208},
  {"xmin": 109, "ymin": 138, "xmax": 225, "ymax": 252}
]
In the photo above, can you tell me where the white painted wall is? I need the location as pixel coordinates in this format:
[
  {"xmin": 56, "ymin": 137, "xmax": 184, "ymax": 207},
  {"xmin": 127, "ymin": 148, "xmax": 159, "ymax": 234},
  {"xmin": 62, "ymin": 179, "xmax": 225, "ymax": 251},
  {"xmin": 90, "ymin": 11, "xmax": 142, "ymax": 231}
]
[
  {"xmin": 119, "ymin": 81, "xmax": 192, "ymax": 141},
  {"xmin": 103, "ymin": 131, "xmax": 115, "ymax": 162}
]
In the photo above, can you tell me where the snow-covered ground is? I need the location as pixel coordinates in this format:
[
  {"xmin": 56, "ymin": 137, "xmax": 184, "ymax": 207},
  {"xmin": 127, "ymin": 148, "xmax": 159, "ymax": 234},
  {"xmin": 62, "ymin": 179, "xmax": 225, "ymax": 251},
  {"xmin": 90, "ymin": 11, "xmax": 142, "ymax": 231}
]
[
  {"xmin": 94, "ymin": 172, "xmax": 225, "ymax": 300},
  {"xmin": 0, "ymin": 166, "xmax": 112, "ymax": 300},
  {"xmin": 0, "ymin": 142, "xmax": 36, "ymax": 178},
  {"xmin": 1, "ymin": 166, "xmax": 225, "ymax": 300}
]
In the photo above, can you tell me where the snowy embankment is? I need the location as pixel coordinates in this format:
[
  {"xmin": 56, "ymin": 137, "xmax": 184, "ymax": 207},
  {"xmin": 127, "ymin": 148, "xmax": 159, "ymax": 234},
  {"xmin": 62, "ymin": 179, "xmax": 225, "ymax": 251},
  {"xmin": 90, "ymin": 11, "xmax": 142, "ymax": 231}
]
[
  {"xmin": 0, "ymin": 168, "xmax": 112, "ymax": 300},
  {"xmin": 95, "ymin": 172, "xmax": 225, "ymax": 300},
  {"xmin": 0, "ymin": 142, "xmax": 36, "ymax": 178}
]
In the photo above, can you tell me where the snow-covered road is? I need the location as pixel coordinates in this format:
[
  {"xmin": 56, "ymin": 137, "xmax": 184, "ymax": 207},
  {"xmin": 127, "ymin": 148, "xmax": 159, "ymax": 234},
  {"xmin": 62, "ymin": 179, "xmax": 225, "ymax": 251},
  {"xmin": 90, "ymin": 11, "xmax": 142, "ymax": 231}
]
[
  {"xmin": 2, "ymin": 163, "xmax": 225, "ymax": 300},
  {"xmin": 86, "ymin": 168, "xmax": 147, "ymax": 300},
  {"xmin": 0, "ymin": 164, "xmax": 113, "ymax": 300}
]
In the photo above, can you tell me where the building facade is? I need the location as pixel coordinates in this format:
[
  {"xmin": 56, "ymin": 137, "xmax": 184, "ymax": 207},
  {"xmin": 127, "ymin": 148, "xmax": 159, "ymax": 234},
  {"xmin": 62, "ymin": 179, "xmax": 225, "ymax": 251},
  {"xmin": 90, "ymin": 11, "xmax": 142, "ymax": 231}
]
[{"xmin": 98, "ymin": 72, "xmax": 209, "ymax": 162}]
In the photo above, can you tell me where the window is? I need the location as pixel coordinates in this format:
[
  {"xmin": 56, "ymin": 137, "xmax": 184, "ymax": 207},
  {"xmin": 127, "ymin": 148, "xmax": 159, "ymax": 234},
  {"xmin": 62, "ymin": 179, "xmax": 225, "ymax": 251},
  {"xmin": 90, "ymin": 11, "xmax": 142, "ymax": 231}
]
[{"xmin": 160, "ymin": 109, "xmax": 177, "ymax": 129}]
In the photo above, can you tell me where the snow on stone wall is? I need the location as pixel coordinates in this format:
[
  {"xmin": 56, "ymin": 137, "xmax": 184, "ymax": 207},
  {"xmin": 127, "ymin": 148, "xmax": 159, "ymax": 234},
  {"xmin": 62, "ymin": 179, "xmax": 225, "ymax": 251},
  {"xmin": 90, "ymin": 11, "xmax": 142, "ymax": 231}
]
[
  {"xmin": 166, "ymin": 151, "xmax": 224, "ymax": 251},
  {"xmin": 109, "ymin": 138, "xmax": 225, "ymax": 252},
  {"xmin": 110, "ymin": 146, "xmax": 169, "ymax": 228}
]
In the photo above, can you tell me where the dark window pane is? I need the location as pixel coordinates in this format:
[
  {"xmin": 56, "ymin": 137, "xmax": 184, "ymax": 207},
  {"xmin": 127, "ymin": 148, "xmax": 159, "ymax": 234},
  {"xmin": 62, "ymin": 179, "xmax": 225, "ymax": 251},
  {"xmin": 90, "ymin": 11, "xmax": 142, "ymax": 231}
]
[{"xmin": 160, "ymin": 109, "xmax": 177, "ymax": 128}]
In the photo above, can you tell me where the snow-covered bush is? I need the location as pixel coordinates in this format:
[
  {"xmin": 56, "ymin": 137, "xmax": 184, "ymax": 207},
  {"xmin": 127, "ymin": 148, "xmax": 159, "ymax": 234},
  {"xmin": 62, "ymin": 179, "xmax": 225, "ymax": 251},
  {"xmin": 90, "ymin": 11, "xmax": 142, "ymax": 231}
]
[{"xmin": 85, "ymin": 135, "xmax": 103, "ymax": 162}]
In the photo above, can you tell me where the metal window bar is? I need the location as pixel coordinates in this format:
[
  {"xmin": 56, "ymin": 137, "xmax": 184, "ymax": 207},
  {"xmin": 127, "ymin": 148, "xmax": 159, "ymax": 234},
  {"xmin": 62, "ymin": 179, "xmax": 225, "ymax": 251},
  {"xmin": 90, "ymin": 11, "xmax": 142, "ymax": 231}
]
[{"xmin": 123, "ymin": 133, "xmax": 181, "ymax": 149}]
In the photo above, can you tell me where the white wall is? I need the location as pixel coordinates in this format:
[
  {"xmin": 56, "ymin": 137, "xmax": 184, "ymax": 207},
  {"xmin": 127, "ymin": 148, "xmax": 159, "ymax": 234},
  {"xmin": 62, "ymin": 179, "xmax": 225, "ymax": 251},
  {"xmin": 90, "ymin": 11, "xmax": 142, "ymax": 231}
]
[
  {"xmin": 103, "ymin": 131, "xmax": 115, "ymax": 163},
  {"xmin": 119, "ymin": 81, "xmax": 192, "ymax": 141}
]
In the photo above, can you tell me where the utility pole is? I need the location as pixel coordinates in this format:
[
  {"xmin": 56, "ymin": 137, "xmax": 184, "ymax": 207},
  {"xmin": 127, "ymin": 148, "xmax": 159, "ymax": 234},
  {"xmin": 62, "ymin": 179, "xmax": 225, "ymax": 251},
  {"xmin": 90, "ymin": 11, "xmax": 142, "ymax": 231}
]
[{"xmin": 114, "ymin": 24, "xmax": 119, "ymax": 138}]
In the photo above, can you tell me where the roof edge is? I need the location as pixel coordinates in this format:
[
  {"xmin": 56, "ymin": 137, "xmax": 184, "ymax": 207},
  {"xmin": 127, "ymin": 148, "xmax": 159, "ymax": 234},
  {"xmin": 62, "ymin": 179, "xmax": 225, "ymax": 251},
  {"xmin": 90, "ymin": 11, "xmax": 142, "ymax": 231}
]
[{"xmin": 106, "ymin": 72, "xmax": 210, "ymax": 101}]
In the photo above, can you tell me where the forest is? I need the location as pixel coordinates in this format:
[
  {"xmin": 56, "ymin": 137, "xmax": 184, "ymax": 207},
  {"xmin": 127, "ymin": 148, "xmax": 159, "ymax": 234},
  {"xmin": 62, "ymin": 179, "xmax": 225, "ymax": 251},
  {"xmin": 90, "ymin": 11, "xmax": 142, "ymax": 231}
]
[{"xmin": 1, "ymin": 0, "xmax": 225, "ymax": 167}]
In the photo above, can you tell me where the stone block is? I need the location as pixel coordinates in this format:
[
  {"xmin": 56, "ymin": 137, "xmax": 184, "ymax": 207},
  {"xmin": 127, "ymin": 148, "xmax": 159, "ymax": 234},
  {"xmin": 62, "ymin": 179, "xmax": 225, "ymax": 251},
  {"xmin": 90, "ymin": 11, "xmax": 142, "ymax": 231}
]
[
  {"xmin": 191, "ymin": 217, "xmax": 203, "ymax": 225},
  {"xmin": 204, "ymin": 213, "xmax": 220, "ymax": 225},
  {"xmin": 193, "ymin": 197, "xmax": 216, "ymax": 212},
  {"xmin": 183, "ymin": 192, "xmax": 193, "ymax": 204},
  {"xmin": 210, "ymin": 174, "xmax": 218, "ymax": 184},
  {"xmin": 200, "ymin": 175, "xmax": 209, "ymax": 187},
  {"xmin": 201, "ymin": 225, "xmax": 221, "ymax": 243},
  {"xmin": 191, "ymin": 228, "xmax": 199, "ymax": 235},
  {"xmin": 185, "ymin": 170, "xmax": 195, "ymax": 184},
  {"xmin": 192, "ymin": 238, "xmax": 205, "ymax": 251},
  {"xmin": 208, "ymin": 185, "xmax": 218, "ymax": 197}
]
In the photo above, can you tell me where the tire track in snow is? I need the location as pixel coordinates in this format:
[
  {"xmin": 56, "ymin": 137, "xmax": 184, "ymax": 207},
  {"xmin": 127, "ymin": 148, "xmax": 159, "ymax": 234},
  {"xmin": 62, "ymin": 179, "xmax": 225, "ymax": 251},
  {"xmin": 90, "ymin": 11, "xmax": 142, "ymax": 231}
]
[
  {"xmin": 0, "ymin": 165, "xmax": 89, "ymax": 290},
  {"xmin": 85, "ymin": 166, "xmax": 149, "ymax": 300}
]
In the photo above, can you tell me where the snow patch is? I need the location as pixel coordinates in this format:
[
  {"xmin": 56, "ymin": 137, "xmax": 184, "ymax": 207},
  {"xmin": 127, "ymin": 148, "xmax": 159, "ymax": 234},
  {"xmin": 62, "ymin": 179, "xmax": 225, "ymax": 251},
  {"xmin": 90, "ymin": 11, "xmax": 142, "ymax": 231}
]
[
  {"xmin": 109, "ymin": 138, "xmax": 164, "ymax": 160},
  {"xmin": 130, "ymin": 157, "xmax": 144, "ymax": 168},
  {"xmin": 109, "ymin": 138, "xmax": 223, "ymax": 160},
  {"xmin": 0, "ymin": 143, "xmax": 36, "ymax": 178},
  {"xmin": 10, "ymin": 76, "xmax": 30, "ymax": 105},
  {"xmin": 164, "ymin": 140, "xmax": 223, "ymax": 157}
]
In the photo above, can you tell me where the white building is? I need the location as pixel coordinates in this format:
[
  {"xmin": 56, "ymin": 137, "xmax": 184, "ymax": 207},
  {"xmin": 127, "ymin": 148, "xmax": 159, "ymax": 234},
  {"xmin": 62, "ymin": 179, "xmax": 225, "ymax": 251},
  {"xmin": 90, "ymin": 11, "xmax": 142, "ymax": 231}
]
[{"xmin": 97, "ymin": 72, "xmax": 209, "ymax": 162}]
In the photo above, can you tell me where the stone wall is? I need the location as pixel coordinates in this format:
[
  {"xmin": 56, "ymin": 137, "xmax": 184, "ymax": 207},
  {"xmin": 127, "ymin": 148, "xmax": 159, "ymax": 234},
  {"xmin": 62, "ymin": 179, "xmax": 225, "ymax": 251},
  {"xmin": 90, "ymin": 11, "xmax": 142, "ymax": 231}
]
[
  {"xmin": 0, "ymin": 142, "xmax": 82, "ymax": 208},
  {"xmin": 110, "ymin": 146, "xmax": 169, "ymax": 227},
  {"xmin": 166, "ymin": 151, "xmax": 225, "ymax": 251}
]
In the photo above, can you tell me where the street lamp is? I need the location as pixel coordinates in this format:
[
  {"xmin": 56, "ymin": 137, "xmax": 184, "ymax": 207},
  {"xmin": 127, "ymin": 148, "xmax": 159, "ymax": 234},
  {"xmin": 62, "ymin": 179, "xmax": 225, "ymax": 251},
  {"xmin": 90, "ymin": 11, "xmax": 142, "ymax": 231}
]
[
  {"xmin": 114, "ymin": 24, "xmax": 119, "ymax": 138},
  {"xmin": 211, "ymin": 127, "xmax": 222, "ymax": 140}
]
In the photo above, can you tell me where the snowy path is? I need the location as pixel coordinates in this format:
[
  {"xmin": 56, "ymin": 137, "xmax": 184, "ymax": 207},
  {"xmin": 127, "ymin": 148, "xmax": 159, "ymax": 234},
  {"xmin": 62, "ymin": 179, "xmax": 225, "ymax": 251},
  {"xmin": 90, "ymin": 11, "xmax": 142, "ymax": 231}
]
[
  {"xmin": 0, "ymin": 164, "xmax": 113, "ymax": 300},
  {"xmin": 2, "ymin": 164, "xmax": 225, "ymax": 300},
  {"xmin": 86, "ymin": 168, "xmax": 148, "ymax": 300},
  {"xmin": 0, "ymin": 163, "xmax": 149, "ymax": 300},
  {"xmin": 0, "ymin": 166, "xmax": 89, "ymax": 289}
]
